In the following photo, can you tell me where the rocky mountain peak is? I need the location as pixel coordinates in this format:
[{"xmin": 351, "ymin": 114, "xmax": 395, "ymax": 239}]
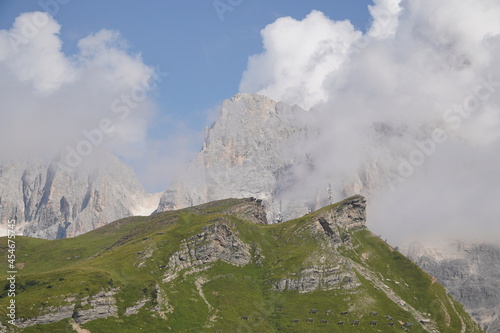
[{"xmin": 156, "ymin": 93, "xmax": 308, "ymax": 218}]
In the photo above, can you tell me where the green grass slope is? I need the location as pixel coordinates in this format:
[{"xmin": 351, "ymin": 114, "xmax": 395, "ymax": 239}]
[{"xmin": 0, "ymin": 197, "xmax": 483, "ymax": 333}]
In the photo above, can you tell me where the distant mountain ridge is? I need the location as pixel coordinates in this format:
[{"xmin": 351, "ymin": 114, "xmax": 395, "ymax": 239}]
[
  {"xmin": 156, "ymin": 93, "xmax": 309, "ymax": 220},
  {"xmin": 0, "ymin": 151, "xmax": 159, "ymax": 239}
]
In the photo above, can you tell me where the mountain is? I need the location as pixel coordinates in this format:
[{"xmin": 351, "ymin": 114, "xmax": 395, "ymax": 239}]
[
  {"xmin": 156, "ymin": 93, "xmax": 310, "ymax": 221},
  {"xmin": 0, "ymin": 196, "xmax": 482, "ymax": 332},
  {"xmin": 0, "ymin": 151, "xmax": 159, "ymax": 240},
  {"xmin": 403, "ymin": 242, "xmax": 500, "ymax": 333}
]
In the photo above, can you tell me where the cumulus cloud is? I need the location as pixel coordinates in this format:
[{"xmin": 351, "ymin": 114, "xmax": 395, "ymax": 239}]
[
  {"xmin": 0, "ymin": 12, "xmax": 76, "ymax": 93},
  {"xmin": 239, "ymin": 0, "xmax": 500, "ymax": 244},
  {"xmin": 0, "ymin": 12, "xmax": 171, "ymax": 186},
  {"xmin": 239, "ymin": 10, "xmax": 361, "ymax": 110},
  {"xmin": 367, "ymin": 0, "xmax": 402, "ymax": 39}
]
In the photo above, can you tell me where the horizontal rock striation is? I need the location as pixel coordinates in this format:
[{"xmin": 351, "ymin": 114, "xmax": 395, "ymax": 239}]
[{"xmin": 163, "ymin": 222, "xmax": 252, "ymax": 283}]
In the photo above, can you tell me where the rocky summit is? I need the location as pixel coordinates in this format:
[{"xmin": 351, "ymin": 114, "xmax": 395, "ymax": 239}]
[
  {"xmin": 0, "ymin": 196, "xmax": 482, "ymax": 332},
  {"xmin": 156, "ymin": 93, "xmax": 310, "ymax": 221}
]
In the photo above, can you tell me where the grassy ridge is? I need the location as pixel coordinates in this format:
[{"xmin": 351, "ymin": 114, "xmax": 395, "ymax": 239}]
[{"xmin": 0, "ymin": 198, "xmax": 483, "ymax": 332}]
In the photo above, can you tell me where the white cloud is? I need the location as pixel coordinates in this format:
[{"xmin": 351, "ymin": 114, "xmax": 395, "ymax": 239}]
[
  {"xmin": 239, "ymin": 10, "xmax": 361, "ymax": 110},
  {"xmin": 239, "ymin": 0, "xmax": 500, "ymax": 244},
  {"xmin": 0, "ymin": 11, "xmax": 200, "ymax": 193},
  {"xmin": 0, "ymin": 12, "xmax": 76, "ymax": 93},
  {"xmin": 367, "ymin": 0, "xmax": 402, "ymax": 39},
  {"xmin": 0, "ymin": 12, "xmax": 156, "ymax": 165}
]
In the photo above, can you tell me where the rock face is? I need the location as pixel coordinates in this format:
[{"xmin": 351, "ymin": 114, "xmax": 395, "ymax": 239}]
[
  {"xmin": 0, "ymin": 151, "xmax": 158, "ymax": 239},
  {"xmin": 163, "ymin": 221, "xmax": 252, "ymax": 283},
  {"xmin": 403, "ymin": 242, "xmax": 500, "ymax": 333},
  {"xmin": 271, "ymin": 263, "xmax": 358, "ymax": 293},
  {"xmin": 156, "ymin": 93, "xmax": 388, "ymax": 223},
  {"xmin": 156, "ymin": 93, "xmax": 309, "ymax": 221},
  {"xmin": 15, "ymin": 289, "xmax": 119, "ymax": 328},
  {"xmin": 318, "ymin": 195, "xmax": 366, "ymax": 231},
  {"xmin": 270, "ymin": 196, "xmax": 367, "ymax": 293},
  {"xmin": 72, "ymin": 290, "xmax": 119, "ymax": 324}
]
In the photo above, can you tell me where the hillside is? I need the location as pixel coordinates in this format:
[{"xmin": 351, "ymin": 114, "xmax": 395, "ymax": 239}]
[{"xmin": 0, "ymin": 196, "xmax": 482, "ymax": 332}]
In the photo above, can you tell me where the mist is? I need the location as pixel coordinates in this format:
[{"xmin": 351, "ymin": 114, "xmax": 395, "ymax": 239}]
[
  {"xmin": 239, "ymin": 0, "xmax": 500, "ymax": 245},
  {"xmin": 0, "ymin": 12, "xmax": 192, "ymax": 192}
]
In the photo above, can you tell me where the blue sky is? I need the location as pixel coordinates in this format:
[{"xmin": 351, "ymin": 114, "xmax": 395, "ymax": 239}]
[{"xmin": 0, "ymin": 0, "xmax": 372, "ymax": 134}]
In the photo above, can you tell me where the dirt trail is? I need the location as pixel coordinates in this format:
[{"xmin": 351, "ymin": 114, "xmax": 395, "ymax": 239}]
[
  {"xmin": 447, "ymin": 295, "xmax": 466, "ymax": 333},
  {"xmin": 351, "ymin": 262, "xmax": 436, "ymax": 333},
  {"xmin": 70, "ymin": 319, "xmax": 92, "ymax": 333}
]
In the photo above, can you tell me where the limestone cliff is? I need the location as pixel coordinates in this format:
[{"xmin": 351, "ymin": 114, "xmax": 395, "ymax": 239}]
[
  {"xmin": 0, "ymin": 151, "xmax": 159, "ymax": 239},
  {"xmin": 156, "ymin": 93, "xmax": 308, "ymax": 221},
  {"xmin": 404, "ymin": 242, "xmax": 500, "ymax": 333}
]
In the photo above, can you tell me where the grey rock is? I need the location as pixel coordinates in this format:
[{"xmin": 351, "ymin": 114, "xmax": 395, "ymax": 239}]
[
  {"xmin": 272, "ymin": 264, "xmax": 357, "ymax": 293},
  {"xmin": 272, "ymin": 197, "xmax": 364, "ymax": 293},
  {"xmin": 403, "ymin": 242, "xmax": 500, "ymax": 333},
  {"xmin": 156, "ymin": 94, "xmax": 388, "ymax": 223},
  {"xmin": 15, "ymin": 304, "xmax": 75, "ymax": 328},
  {"xmin": 0, "ymin": 151, "xmax": 157, "ymax": 239},
  {"xmin": 163, "ymin": 222, "xmax": 252, "ymax": 282},
  {"xmin": 156, "ymin": 93, "xmax": 309, "ymax": 221},
  {"xmin": 72, "ymin": 290, "xmax": 119, "ymax": 324},
  {"xmin": 125, "ymin": 298, "xmax": 149, "ymax": 316},
  {"xmin": 314, "ymin": 195, "xmax": 367, "ymax": 246}
]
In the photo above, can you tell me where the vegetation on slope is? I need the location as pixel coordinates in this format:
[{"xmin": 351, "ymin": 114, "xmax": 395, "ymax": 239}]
[{"xmin": 0, "ymin": 198, "xmax": 483, "ymax": 332}]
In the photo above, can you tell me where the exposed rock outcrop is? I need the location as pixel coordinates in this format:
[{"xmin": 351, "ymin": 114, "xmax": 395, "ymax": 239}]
[
  {"xmin": 272, "ymin": 263, "xmax": 358, "ymax": 293},
  {"xmin": 311, "ymin": 195, "xmax": 366, "ymax": 247},
  {"xmin": 72, "ymin": 290, "xmax": 119, "ymax": 324},
  {"xmin": 163, "ymin": 222, "xmax": 252, "ymax": 283},
  {"xmin": 15, "ymin": 289, "xmax": 118, "ymax": 328},
  {"xmin": 15, "ymin": 304, "xmax": 75, "ymax": 328},
  {"xmin": 156, "ymin": 93, "xmax": 308, "ymax": 221},
  {"xmin": 404, "ymin": 242, "xmax": 500, "ymax": 333},
  {"xmin": 125, "ymin": 297, "xmax": 149, "ymax": 316},
  {"xmin": 271, "ymin": 197, "xmax": 365, "ymax": 293}
]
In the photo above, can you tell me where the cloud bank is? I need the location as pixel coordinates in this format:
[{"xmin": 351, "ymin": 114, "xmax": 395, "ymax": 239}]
[
  {"xmin": 0, "ymin": 12, "xmax": 154, "ymax": 160},
  {"xmin": 0, "ymin": 12, "xmax": 194, "ymax": 191},
  {"xmin": 239, "ymin": 0, "xmax": 500, "ymax": 245}
]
